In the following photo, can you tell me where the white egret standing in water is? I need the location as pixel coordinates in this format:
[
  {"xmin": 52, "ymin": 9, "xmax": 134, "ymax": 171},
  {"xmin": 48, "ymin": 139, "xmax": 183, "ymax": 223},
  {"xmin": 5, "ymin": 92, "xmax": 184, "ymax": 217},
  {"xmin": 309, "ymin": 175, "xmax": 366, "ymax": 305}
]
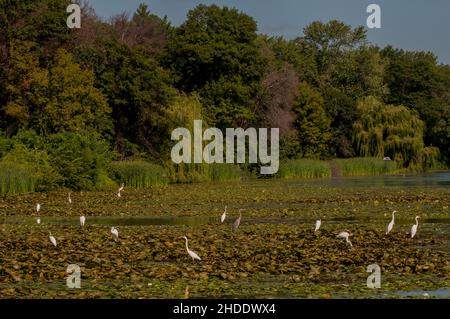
[
  {"xmin": 315, "ymin": 219, "xmax": 321, "ymax": 233},
  {"xmin": 337, "ymin": 231, "xmax": 353, "ymax": 248},
  {"xmin": 117, "ymin": 183, "xmax": 124, "ymax": 198},
  {"xmin": 181, "ymin": 236, "xmax": 201, "ymax": 262},
  {"xmin": 386, "ymin": 210, "xmax": 397, "ymax": 235},
  {"xmin": 49, "ymin": 232, "xmax": 57, "ymax": 247},
  {"xmin": 36, "ymin": 203, "xmax": 41, "ymax": 224},
  {"xmin": 111, "ymin": 227, "xmax": 119, "ymax": 241},
  {"xmin": 411, "ymin": 216, "xmax": 420, "ymax": 238},
  {"xmin": 80, "ymin": 215, "xmax": 86, "ymax": 227},
  {"xmin": 221, "ymin": 206, "xmax": 227, "ymax": 223},
  {"xmin": 232, "ymin": 210, "xmax": 242, "ymax": 232}
]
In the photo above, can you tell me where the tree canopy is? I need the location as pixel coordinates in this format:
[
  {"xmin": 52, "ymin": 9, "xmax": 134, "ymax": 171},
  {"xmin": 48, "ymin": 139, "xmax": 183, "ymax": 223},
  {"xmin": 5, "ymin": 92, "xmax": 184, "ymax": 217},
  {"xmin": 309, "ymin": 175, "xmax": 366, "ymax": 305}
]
[{"xmin": 0, "ymin": 1, "xmax": 449, "ymax": 190}]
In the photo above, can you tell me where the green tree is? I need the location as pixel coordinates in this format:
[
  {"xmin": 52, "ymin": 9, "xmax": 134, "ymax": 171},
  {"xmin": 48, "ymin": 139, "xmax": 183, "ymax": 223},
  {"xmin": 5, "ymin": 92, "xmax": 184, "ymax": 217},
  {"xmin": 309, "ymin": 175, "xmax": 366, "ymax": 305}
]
[
  {"xmin": 0, "ymin": 0, "xmax": 72, "ymax": 64},
  {"xmin": 44, "ymin": 131, "xmax": 115, "ymax": 190},
  {"xmin": 4, "ymin": 43, "xmax": 112, "ymax": 136},
  {"xmin": 75, "ymin": 39, "xmax": 176, "ymax": 157},
  {"xmin": 353, "ymin": 96, "xmax": 439, "ymax": 169},
  {"xmin": 287, "ymin": 21, "xmax": 388, "ymax": 158},
  {"xmin": 162, "ymin": 4, "xmax": 266, "ymax": 128},
  {"xmin": 292, "ymin": 82, "xmax": 332, "ymax": 158},
  {"xmin": 382, "ymin": 47, "xmax": 450, "ymax": 164}
]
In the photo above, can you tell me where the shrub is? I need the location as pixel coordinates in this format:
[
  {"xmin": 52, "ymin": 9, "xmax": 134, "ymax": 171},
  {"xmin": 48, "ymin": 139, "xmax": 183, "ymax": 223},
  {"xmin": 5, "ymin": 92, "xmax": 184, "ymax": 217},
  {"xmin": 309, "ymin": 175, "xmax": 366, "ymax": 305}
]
[{"xmin": 44, "ymin": 131, "xmax": 114, "ymax": 190}]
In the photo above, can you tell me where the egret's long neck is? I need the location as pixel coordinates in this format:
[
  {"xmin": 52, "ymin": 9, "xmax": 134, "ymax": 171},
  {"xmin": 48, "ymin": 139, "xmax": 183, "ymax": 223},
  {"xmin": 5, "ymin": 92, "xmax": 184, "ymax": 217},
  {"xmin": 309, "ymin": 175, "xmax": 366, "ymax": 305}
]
[
  {"xmin": 415, "ymin": 217, "xmax": 419, "ymax": 225},
  {"xmin": 184, "ymin": 238, "xmax": 189, "ymax": 251},
  {"xmin": 391, "ymin": 212, "xmax": 395, "ymax": 222}
]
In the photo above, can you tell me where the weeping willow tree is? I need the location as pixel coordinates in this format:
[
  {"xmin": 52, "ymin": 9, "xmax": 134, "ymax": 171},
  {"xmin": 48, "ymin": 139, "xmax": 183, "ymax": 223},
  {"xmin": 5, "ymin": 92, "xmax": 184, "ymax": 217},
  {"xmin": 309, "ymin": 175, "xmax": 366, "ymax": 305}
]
[
  {"xmin": 353, "ymin": 96, "xmax": 440, "ymax": 169},
  {"xmin": 162, "ymin": 93, "xmax": 242, "ymax": 182}
]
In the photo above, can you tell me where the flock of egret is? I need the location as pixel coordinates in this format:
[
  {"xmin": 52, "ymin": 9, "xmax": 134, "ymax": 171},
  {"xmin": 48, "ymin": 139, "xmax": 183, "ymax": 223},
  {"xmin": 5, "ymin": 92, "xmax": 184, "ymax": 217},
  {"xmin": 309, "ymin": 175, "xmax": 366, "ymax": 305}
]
[{"xmin": 33, "ymin": 187, "xmax": 421, "ymax": 262}]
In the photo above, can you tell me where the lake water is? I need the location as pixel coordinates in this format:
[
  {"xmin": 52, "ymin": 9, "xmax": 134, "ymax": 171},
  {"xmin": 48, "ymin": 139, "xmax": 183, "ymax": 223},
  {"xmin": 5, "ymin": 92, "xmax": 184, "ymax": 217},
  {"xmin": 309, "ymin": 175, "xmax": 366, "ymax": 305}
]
[{"xmin": 300, "ymin": 171, "xmax": 450, "ymax": 188}]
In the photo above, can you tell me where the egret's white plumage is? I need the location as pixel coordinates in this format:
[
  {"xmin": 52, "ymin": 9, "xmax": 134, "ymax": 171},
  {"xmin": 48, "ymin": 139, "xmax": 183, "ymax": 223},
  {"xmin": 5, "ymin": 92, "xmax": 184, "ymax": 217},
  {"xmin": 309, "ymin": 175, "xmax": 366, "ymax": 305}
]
[
  {"xmin": 49, "ymin": 232, "xmax": 57, "ymax": 247},
  {"xmin": 117, "ymin": 184, "xmax": 124, "ymax": 197},
  {"xmin": 68, "ymin": 192, "xmax": 72, "ymax": 204},
  {"xmin": 221, "ymin": 206, "xmax": 227, "ymax": 223},
  {"xmin": 36, "ymin": 203, "xmax": 41, "ymax": 224},
  {"xmin": 232, "ymin": 211, "xmax": 242, "ymax": 232},
  {"xmin": 386, "ymin": 210, "xmax": 397, "ymax": 235},
  {"xmin": 182, "ymin": 236, "xmax": 201, "ymax": 262},
  {"xmin": 411, "ymin": 216, "xmax": 420, "ymax": 238},
  {"xmin": 315, "ymin": 219, "xmax": 321, "ymax": 233},
  {"xmin": 111, "ymin": 227, "xmax": 119, "ymax": 241},
  {"xmin": 337, "ymin": 231, "xmax": 353, "ymax": 247},
  {"xmin": 80, "ymin": 215, "xmax": 86, "ymax": 227}
]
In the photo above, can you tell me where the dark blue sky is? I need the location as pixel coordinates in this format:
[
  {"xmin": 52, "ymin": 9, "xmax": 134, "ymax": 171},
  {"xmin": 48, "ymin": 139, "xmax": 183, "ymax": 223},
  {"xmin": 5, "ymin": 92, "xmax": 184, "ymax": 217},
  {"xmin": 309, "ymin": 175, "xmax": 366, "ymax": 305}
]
[{"xmin": 89, "ymin": 0, "xmax": 450, "ymax": 65}]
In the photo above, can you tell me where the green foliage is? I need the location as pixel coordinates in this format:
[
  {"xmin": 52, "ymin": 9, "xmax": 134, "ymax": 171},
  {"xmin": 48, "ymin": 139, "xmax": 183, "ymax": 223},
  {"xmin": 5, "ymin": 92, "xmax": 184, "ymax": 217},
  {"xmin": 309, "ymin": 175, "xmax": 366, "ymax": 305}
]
[
  {"xmin": 4, "ymin": 43, "xmax": 112, "ymax": 136},
  {"xmin": 382, "ymin": 47, "xmax": 450, "ymax": 164},
  {"xmin": 0, "ymin": 3, "xmax": 449, "ymax": 193},
  {"xmin": 209, "ymin": 164, "xmax": 243, "ymax": 182},
  {"xmin": 1, "ymin": 144, "xmax": 61, "ymax": 190},
  {"xmin": 333, "ymin": 158, "xmax": 398, "ymax": 176},
  {"xmin": 44, "ymin": 131, "xmax": 114, "ymax": 190},
  {"xmin": 0, "ymin": 0, "xmax": 71, "ymax": 56},
  {"xmin": 108, "ymin": 161, "xmax": 168, "ymax": 188},
  {"xmin": 160, "ymin": 94, "xmax": 243, "ymax": 183},
  {"xmin": 352, "ymin": 96, "xmax": 439, "ymax": 169},
  {"xmin": 293, "ymin": 82, "xmax": 332, "ymax": 158},
  {"xmin": 0, "ymin": 162, "xmax": 36, "ymax": 195},
  {"xmin": 278, "ymin": 159, "xmax": 331, "ymax": 179},
  {"xmin": 164, "ymin": 162, "xmax": 242, "ymax": 183},
  {"xmin": 162, "ymin": 4, "xmax": 266, "ymax": 128},
  {"xmin": 75, "ymin": 39, "xmax": 176, "ymax": 156}
]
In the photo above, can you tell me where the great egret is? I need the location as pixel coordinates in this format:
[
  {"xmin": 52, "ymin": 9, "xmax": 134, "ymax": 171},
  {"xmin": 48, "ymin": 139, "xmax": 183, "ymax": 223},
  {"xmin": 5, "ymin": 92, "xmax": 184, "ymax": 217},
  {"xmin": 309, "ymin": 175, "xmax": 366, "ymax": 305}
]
[
  {"xmin": 386, "ymin": 210, "xmax": 397, "ymax": 235},
  {"xmin": 49, "ymin": 232, "xmax": 57, "ymax": 247},
  {"xmin": 315, "ymin": 219, "xmax": 321, "ymax": 233},
  {"xmin": 68, "ymin": 192, "xmax": 72, "ymax": 204},
  {"xmin": 117, "ymin": 183, "xmax": 124, "ymax": 198},
  {"xmin": 181, "ymin": 236, "xmax": 201, "ymax": 262},
  {"xmin": 80, "ymin": 215, "xmax": 86, "ymax": 227},
  {"xmin": 411, "ymin": 216, "xmax": 420, "ymax": 238},
  {"xmin": 232, "ymin": 210, "xmax": 242, "ymax": 232},
  {"xmin": 221, "ymin": 206, "xmax": 227, "ymax": 223},
  {"xmin": 337, "ymin": 231, "xmax": 353, "ymax": 248},
  {"xmin": 36, "ymin": 204, "xmax": 41, "ymax": 224},
  {"xmin": 111, "ymin": 227, "xmax": 119, "ymax": 241}
]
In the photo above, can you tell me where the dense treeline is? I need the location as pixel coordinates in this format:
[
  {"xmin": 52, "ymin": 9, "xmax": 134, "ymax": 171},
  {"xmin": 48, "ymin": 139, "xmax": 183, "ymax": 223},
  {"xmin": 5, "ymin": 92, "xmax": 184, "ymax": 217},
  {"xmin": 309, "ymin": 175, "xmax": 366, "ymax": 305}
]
[{"xmin": 0, "ymin": 1, "xmax": 449, "ymax": 191}]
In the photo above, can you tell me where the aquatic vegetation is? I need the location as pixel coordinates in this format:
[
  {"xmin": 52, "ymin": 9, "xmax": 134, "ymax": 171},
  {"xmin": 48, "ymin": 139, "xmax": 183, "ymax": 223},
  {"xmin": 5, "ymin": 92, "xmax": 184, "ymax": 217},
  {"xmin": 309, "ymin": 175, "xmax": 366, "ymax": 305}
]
[
  {"xmin": 278, "ymin": 159, "xmax": 331, "ymax": 179},
  {"xmin": 0, "ymin": 162, "xmax": 36, "ymax": 195},
  {"xmin": 0, "ymin": 179, "xmax": 448, "ymax": 298},
  {"xmin": 333, "ymin": 158, "xmax": 398, "ymax": 176},
  {"xmin": 108, "ymin": 161, "xmax": 169, "ymax": 188}
]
